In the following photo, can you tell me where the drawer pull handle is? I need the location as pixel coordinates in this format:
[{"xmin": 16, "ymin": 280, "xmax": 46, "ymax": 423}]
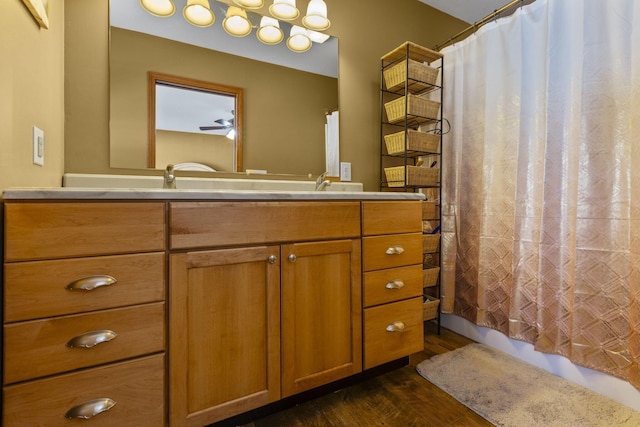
[
  {"xmin": 385, "ymin": 280, "xmax": 405, "ymax": 290},
  {"xmin": 65, "ymin": 398, "xmax": 116, "ymax": 419},
  {"xmin": 385, "ymin": 246, "xmax": 405, "ymax": 255},
  {"xmin": 268, "ymin": 255, "xmax": 278, "ymax": 264},
  {"xmin": 386, "ymin": 321, "xmax": 406, "ymax": 332},
  {"xmin": 288, "ymin": 254, "xmax": 297, "ymax": 262},
  {"xmin": 66, "ymin": 330, "xmax": 118, "ymax": 348},
  {"xmin": 66, "ymin": 275, "xmax": 117, "ymax": 291}
]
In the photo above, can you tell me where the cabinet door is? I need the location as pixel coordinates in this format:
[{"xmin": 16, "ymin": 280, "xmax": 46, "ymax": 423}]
[
  {"xmin": 281, "ymin": 239, "xmax": 362, "ymax": 397},
  {"xmin": 169, "ymin": 246, "xmax": 280, "ymax": 427}
]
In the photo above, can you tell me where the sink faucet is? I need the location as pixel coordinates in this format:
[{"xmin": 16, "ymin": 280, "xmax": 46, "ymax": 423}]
[
  {"xmin": 315, "ymin": 172, "xmax": 332, "ymax": 191},
  {"xmin": 164, "ymin": 164, "xmax": 176, "ymax": 189}
]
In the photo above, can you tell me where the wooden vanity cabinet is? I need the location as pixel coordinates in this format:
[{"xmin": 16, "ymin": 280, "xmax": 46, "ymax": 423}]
[
  {"xmin": 168, "ymin": 201, "xmax": 362, "ymax": 426},
  {"xmin": 2, "ymin": 202, "xmax": 167, "ymax": 427},
  {"xmin": 361, "ymin": 201, "xmax": 425, "ymax": 369}
]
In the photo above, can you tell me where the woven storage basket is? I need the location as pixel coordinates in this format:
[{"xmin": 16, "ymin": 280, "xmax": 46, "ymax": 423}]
[
  {"xmin": 384, "ymin": 59, "xmax": 440, "ymax": 92},
  {"xmin": 384, "ymin": 95, "xmax": 441, "ymax": 123},
  {"xmin": 384, "ymin": 166, "xmax": 439, "ymax": 187},
  {"xmin": 384, "ymin": 130, "xmax": 440, "ymax": 155},
  {"xmin": 423, "ymin": 266, "xmax": 440, "ymax": 287},
  {"xmin": 422, "ymin": 201, "xmax": 438, "ymax": 219},
  {"xmin": 423, "ymin": 233, "xmax": 440, "ymax": 253},
  {"xmin": 423, "ymin": 297, "xmax": 440, "ymax": 321}
]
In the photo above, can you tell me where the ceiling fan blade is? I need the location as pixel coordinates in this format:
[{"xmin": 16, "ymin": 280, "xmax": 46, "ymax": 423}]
[{"xmin": 199, "ymin": 125, "xmax": 227, "ymax": 130}]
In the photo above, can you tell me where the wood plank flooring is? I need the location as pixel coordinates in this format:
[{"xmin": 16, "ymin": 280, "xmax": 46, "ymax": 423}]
[{"xmin": 241, "ymin": 322, "xmax": 493, "ymax": 427}]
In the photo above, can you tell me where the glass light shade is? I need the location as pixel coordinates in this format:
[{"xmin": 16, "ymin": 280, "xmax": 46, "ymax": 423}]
[
  {"xmin": 183, "ymin": 0, "xmax": 215, "ymax": 27},
  {"xmin": 302, "ymin": 0, "xmax": 330, "ymax": 30},
  {"xmin": 269, "ymin": 0, "xmax": 299, "ymax": 21},
  {"xmin": 233, "ymin": 0, "xmax": 264, "ymax": 9},
  {"xmin": 140, "ymin": 0, "xmax": 176, "ymax": 17},
  {"xmin": 226, "ymin": 128, "xmax": 236, "ymax": 140},
  {"xmin": 256, "ymin": 16, "xmax": 284, "ymax": 45},
  {"xmin": 223, "ymin": 6, "xmax": 252, "ymax": 37},
  {"xmin": 287, "ymin": 25, "xmax": 311, "ymax": 53},
  {"xmin": 307, "ymin": 29, "xmax": 330, "ymax": 43}
]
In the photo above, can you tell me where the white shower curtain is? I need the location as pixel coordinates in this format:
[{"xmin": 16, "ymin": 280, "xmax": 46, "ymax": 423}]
[{"xmin": 439, "ymin": 0, "xmax": 640, "ymax": 388}]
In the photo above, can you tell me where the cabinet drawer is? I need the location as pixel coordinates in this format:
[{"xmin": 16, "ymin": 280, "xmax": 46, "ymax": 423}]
[
  {"xmin": 4, "ymin": 202, "xmax": 166, "ymax": 261},
  {"xmin": 362, "ymin": 201, "xmax": 422, "ymax": 236},
  {"xmin": 363, "ymin": 297, "xmax": 424, "ymax": 369},
  {"xmin": 170, "ymin": 201, "xmax": 360, "ymax": 249},
  {"xmin": 4, "ymin": 303, "xmax": 165, "ymax": 384},
  {"xmin": 363, "ymin": 265, "xmax": 423, "ymax": 307},
  {"xmin": 4, "ymin": 253, "xmax": 165, "ymax": 322},
  {"xmin": 362, "ymin": 233, "xmax": 423, "ymax": 271},
  {"xmin": 2, "ymin": 354, "xmax": 165, "ymax": 427}
]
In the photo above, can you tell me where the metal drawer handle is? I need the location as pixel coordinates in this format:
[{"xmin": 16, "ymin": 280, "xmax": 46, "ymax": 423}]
[
  {"xmin": 385, "ymin": 280, "xmax": 405, "ymax": 290},
  {"xmin": 288, "ymin": 254, "xmax": 297, "ymax": 262},
  {"xmin": 268, "ymin": 255, "xmax": 278, "ymax": 264},
  {"xmin": 66, "ymin": 275, "xmax": 117, "ymax": 291},
  {"xmin": 385, "ymin": 246, "xmax": 405, "ymax": 255},
  {"xmin": 65, "ymin": 398, "xmax": 116, "ymax": 419},
  {"xmin": 386, "ymin": 321, "xmax": 406, "ymax": 332},
  {"xmin": 66, "ymin": 330, "xmax": 118, "ymax": 348}
]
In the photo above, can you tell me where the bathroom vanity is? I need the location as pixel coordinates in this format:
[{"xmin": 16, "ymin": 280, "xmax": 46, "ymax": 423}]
[{"xmin": 1, "ymin": 187, "xmax": 424, "ymax": 426}]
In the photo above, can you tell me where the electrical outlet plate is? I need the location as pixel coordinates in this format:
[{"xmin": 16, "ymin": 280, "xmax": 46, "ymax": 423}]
[
  {"xmin": 33, "ymin": 126, "xmax": 44, "ymax": 166},
  {"xmin": 340, "ymin": 162, "xmax": 352, "ymax": 182}
]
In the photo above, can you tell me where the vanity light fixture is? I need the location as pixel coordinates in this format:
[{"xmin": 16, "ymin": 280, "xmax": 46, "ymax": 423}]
[
  {"xmin": 302, "ymin": 0, "xmax": 330, "ymax": 31},
  {"xmin": 140, "ymin": 0, "xmax": 176, "ymax": 17},
  {"xmin": 307, "ymin": 29, "xmax": 330, "ymax": 44},
  {"xmin": 287, "ymin": 25, "xmax": 311, "ymax": 53},
  {"xmin": 269, "ymin": 0, "xmax": 299, "ymax": 21},
  {"xmin": 183, "ymin": 0, "xmax": 215, "ymax": 27},
  {"xmin": 223, "ymin": 6, "xmax": 252, "ymax": 37},
  {"xmin": 256, "ymin": 16, "xmax": 284, "ymax": 45},
  {"xmin": 233, "ymin": 0, "xmax": 264, "ymax": 9}
]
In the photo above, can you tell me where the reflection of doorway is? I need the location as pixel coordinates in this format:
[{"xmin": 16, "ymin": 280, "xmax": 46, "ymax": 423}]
[{"xmin": 148, "ymin": 72, "xmax": 243, "ymax": 171}]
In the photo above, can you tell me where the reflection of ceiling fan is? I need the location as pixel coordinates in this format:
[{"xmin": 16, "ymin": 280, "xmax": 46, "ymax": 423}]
[{"xmin": 199, "ymin": 111, "xmax": 234, "ymax": 131}]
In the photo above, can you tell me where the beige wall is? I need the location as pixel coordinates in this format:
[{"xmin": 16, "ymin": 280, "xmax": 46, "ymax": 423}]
[
  {"xmin": 0, "ymin": 1, "xmax": 65, "ymax": 192},
  {"xmin": 156, "ymin": 130, "xmax": 233, "ymax": 172},
  {"xmin": 65, "ymin": 0, "xmax": 467, "ymax": 190}
]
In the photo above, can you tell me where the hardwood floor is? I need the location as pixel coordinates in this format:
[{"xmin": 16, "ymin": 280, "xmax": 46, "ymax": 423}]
[{"xmin": 240, "ymin": 322, "xmax": 493, "ymax": 427}]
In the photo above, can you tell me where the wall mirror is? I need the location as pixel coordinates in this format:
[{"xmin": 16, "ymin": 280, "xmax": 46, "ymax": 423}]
[{"xmin": 109, "ymin": 0, "xmax": 339, "ymax": 175}]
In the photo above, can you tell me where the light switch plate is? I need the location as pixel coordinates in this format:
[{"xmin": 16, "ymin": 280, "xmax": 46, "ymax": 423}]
[
  {"xmin": 33, "ymin": 126, "xmax": 44, "ymax": 166},
  {"xmin": 340, "ymin": 162, "xmax": 351, "ymax": 182}
]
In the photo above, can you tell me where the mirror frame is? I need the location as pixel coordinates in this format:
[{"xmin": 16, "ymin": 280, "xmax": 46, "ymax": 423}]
[{"xmin": 147, "ymin": 71, "xmax": 244, "ymax": 171}]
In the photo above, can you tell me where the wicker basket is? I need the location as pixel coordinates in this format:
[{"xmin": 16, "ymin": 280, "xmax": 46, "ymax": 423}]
[
  {"xmin": 384, "ymin": 166, "xmax": 439, "ymax": 187},
  {"xmin": 384, "ymin": 130, "xmax": 440, "ymax": 155},
  {"xmin": 423, "ymin": 233, "xmax": 440, "ymax": 253},
  {"xmin": 423, "ymin": 266, "xmax": 440, "ymax": 287},
  {"xmin": 423, "ymin": 297, "xmax": 440, "ymax": 321},
  {"xmin": 422, "ymin": 201, "xmax": 438, "ymax": 219},
  {"xmin": 384, "ymin": 95, "xmax": 441, "ymax": 123},
  {"xmin": 384, "ymin": 59, "xmax": 440, "ymax": 92}
]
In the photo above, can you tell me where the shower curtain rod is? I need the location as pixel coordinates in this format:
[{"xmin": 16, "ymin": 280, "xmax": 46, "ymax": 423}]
[{"xmin": 433, "ymin": 0, "xmax": 535, "ymax": 51}]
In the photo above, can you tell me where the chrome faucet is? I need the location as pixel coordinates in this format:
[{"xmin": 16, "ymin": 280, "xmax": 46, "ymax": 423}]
[
  {"xmin": 163, "ymin": 164, "xmax": 176, "ymax": 189},
  {"xmin": 315, "ymin": 172, "xmax": 332, "ymax": 191}
]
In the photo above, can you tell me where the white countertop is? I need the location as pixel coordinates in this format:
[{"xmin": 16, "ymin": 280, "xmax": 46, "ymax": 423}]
[{"xmin": 1, "ymin": 188, "xmax": 426, "ymax": 201}]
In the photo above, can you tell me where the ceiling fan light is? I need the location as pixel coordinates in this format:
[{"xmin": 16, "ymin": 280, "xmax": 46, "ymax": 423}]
[
  {"xmin": 183, "ymin": 0, "xmax": 215, "ymax": 27},
  {"xmin": 233, "ymin": 0, "xmax": 264, "ymax": 9},
  {"xmin": 307, "ymin": 29, "xmax": 330, "ymax": 44},
  {"xmin": 302, "ymin": 0, "xmax": 330, "ymax": 31},
  {"xmin": 140, "ymin": 0, "xmax": 176, "ymax": 17},
  {"xmin": 226, "ymin": 128, "xmax": 236, "ymax": 140},
  {"xmin": 269, "ymin": 0, "xmax": 299, "ymax": 21},
  {"xmin": 223, "ymin": 6, "xmax": 252, "ymax": 37},
  {"xmin": 257, "ymin": 16, "xmax": 284, "ymax": 45},
  {"xmin": 287, "ymin": 25, "xmax": 311, "ymax": 53}
]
